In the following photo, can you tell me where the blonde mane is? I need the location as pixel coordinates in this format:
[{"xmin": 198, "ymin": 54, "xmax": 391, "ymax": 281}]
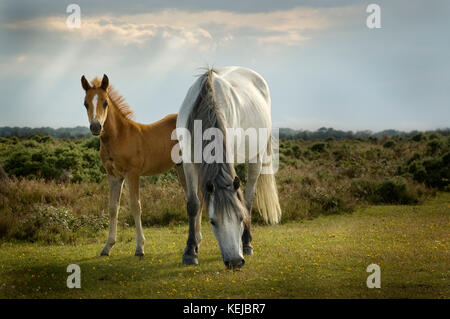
[{"xmin": 92, "ymin": 77, "xmax": 135, "ymax": 121}]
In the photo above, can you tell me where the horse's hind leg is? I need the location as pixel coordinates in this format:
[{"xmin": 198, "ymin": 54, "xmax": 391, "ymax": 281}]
[
  {"xmin": 242, "ymin": 161, "xmax": 262, "ymax": 255},
  {"xmin": 101, "ymin": 175, "xmax": 124, "ymax": 256},
  {"xmin": 182, "ymin": 163, "xmax": 201, "ymax": 265},
  {"xmin": 127, "ymin": 174, "xmax": 146, "ymax": 257}
]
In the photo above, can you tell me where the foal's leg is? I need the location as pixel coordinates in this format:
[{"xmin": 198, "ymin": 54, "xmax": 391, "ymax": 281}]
[
  {"xmin": 101, "ymin": 176, "xmax": 124, "ymax": 256},
  {"xmin": 182, "ymin": 163, "xmax": 201, "ymax": 265},
  {"xmin": 242, "ymin": 161, "xmax": 262, "ymax": 255},
  {"xmin": 175, "ymin": 163, "xmax": 187, "ymax": 192},
  {"xmin": 127, "ymin": 174, "xmax": 146, "ymax": 257}
]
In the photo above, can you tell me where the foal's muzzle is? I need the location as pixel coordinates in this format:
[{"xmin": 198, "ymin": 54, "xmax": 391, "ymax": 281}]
[{"xmin": 90, "ymin": 121, "xmax": 102, "ymax": 136}]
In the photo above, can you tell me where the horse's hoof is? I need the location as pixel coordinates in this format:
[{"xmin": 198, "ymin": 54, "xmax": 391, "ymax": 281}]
[
  {"xmin": 135, "ymin": 251, "xmax": 145, "ymax": 258},
  {"xmin": 243, "ymin": 246, "xmax": 253, "ymax": 255},
  {"xmin": 100, "ymin": 249, "xmax": 110, "ymax": 256},
  {"xmin": 182, "ymin": 254, "xmax": 198, "ymax": 265}
]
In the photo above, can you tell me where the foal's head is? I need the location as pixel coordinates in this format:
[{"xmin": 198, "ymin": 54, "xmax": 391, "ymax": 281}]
[{"xmin": 81, "ymin": 74, "xmax": 110, "ymax": 136}]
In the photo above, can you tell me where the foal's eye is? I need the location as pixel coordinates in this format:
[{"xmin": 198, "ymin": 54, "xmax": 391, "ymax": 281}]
[
  {"xmin": 210, "ymin": 219, "xmax": 216, "ymax": 226},
  {"xmin": 103, "ymin": 100, "xmax": 108, "ymax": 108},
  {"xmin": 84, "ymin": 101, "xmax": 89, "ymax": 109}
]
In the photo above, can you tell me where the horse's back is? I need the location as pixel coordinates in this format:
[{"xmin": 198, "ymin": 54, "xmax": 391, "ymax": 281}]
[
  {"xmin": 213, "ymin": 66, "xmax": 272, "ymax": 131},
  {"xmin": 177, "ymin": 66, "xmax": 271, "ymax": 131},
  {"xmin": 214, "ymin": 66, "xmax": 270, "ymax": 105}
]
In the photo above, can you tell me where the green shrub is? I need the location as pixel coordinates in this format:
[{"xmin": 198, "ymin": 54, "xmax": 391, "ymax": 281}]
[
  {"xmin": 383, "ymin": 140, "xmax": 396, "ymax": 148},
  {"xmin": 1, "ymin": 206, "xmax": 108, "ymax": 243},
  {"xmin": 428, "ymin": 133, "xmax": 441, "ymax": 140},
  {"xmin": 311, "ymin": 143, "xmax": 326, "ymax": 153},
  {"xmin": 375, "ymin": 177, "xmax": 417, "ymax": 204},
  {"xmin": 1, "ymin": 137, "xmax": 104, "ymax": 183},
  {"xmin": 84, "ymin": 137, "xmax": 100, "ymax": 150},
  {"xmin": 426, "ymin": 140, "xmax": 442, "ymax": 156},
  {"xmin": 411, "ymin": 134, "xmax": 423, "ymax": 142},
  {"xmin": 309, "ymin": 190, "xmax": 353, "ymax": 215},
  {"xmin": 292, "ymin": 145, "xmax": 301, "ymax": 158},
  {"xmin": 349, "ymin": 178, "xmax": 377, "ymax": 201}
]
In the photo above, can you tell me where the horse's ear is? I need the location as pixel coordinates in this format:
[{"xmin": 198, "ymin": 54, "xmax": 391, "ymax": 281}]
[
  {"xmin": 81, "ymin": 75, "xmax": 91, "ymax": 91},
  {"xmin": 100, "ymin": 74, "xmax": 109, "ymax": 91},
  {"xmin": 233, "ymin": 176, "xmax": 240, "ymax": 190},
  {"xmin": 206, "ymin": 181, "xmax": 215, "ymax": 194}
]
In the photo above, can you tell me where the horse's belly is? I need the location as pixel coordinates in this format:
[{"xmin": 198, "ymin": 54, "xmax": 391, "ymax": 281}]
[{"xmin": 102, "ymin": 158, "xmax": 127, "ymax": 177}]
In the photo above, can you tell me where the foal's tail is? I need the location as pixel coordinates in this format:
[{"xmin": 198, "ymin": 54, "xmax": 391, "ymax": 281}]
[{"xmin": 254, "ymin": 136, "xmax": 282, "ymax": 224}]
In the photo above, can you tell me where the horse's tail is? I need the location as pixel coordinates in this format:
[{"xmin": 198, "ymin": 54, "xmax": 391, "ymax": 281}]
[{"xmin": 254, "ymin": 135, "xmax": 282, "ymax": 224}]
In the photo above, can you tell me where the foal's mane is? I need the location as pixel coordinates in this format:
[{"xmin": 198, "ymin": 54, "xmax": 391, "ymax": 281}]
[
  {"xmin": 187, "ymin": 69, "xmax": 249, "ymax": 223},
  {"xmin": 92, "ymin": 77, "xmax": 135, "ymax": 120}
]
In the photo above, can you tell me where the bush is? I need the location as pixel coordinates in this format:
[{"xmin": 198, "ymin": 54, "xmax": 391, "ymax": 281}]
[
  {"xmin": 428, "ymin": 133, "xmax": 441, "ymax": 140},
  {"xmin": 375, "ymin": 177, "xmax": 417, "ymax": 204},
  {"xmin": 309, "ymin": 190, "xmax": 353, "ymax": 215},
  {"xmin": 1, "ymin": 137, "xmax": 104, "ymax": 183},
  {"xmin": 84, "ymin": 137, "xmax": 100, "ymax": 150},
  {"xmin": 426, "ymin": 140, "xmax": 442, "ymax": 156},
  {"xmin": 383, "ymin": 140, "xmax": 396, "ymax": 148},
  {"xmin": 411, "ymin": 134, "xmax": 423, "ymax": 142},
  {"xmin": 1, "ymin": 206, "xmax": 108, "ymax": 243},
  {"xmin": 310, "ymin": 143, "xmax": 326, "ymax": 153},
  {"xmin": 349, "ymin": 178, "xmax": 376, "ymax": 201}
]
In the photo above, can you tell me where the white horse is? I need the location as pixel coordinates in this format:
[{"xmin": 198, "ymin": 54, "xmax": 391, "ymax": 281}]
[{"xmin": 175, "ymin": 66, "xmax": 281, "ymax": 269}]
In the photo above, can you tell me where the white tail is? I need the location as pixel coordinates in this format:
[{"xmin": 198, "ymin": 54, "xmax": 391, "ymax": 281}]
[{"xmin": 254, "ymin": 137, "xmax": 282, "ymax": 224}]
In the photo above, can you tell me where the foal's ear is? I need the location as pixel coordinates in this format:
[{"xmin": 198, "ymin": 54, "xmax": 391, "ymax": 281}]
[
  {"xmin": 206, "ymin": 181, "xmax": 215, "ymax": 194},
  {"xmin": 100, "ymin": 74, "xmax": 109, "ymax": 90},
  {"xmin": 233, "ymin": 176, "xmax": 240, "ymax": 190},
  {"xmin": 81, "ymin": 75, "xmax": 91, "ymax": 91}
]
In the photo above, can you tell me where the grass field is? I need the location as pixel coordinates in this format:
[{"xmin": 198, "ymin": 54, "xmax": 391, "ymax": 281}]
[{"xmin": 0, "ymin": 193, "xmax": 448, "ymax": 299}]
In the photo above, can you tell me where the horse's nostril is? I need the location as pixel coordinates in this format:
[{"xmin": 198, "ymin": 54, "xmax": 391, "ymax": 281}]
[{"xmin": 90, "ymin": 122, "xmax": 101, "ymax": 134}]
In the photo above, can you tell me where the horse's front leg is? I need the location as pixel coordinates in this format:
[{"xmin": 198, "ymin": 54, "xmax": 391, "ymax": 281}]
[
  {"xmin": 100, "ymin": 175, "xmax": 124, "ymax": 256},
  {"xmin": 182, "ymin": 163, "xmax": 201, "ymax": 265},
  {"xmin": 242, "ymin": 161, "xmax": 262, "ymax": 255},
  {"xmin": 127, "ymin": 174, "xmax": 145, "ymax": 257}
]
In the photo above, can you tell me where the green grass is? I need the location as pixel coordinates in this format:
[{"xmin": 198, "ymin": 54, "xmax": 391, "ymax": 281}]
[{"xmin": 0, "ymin": 193, "xmax": 448, "ymax": 299}]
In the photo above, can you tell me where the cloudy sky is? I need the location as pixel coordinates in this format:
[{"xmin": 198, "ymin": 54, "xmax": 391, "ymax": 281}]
[{"xmin": 0, "ymin": 0, "xmax": 449, "ymax": 131}]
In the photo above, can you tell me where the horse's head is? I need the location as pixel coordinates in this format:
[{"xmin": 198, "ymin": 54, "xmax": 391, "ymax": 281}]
[
  {"xmin": 205, "ymin": 175, "xmax": 248, "ymax": 270},
  {"xmin": 81, "ymin": 74, "xmax": 110, "ymax": 136}
]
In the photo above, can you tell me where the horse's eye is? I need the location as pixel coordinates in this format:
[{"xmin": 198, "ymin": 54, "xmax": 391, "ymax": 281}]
[
  {"xmin": 210, "ymin": 219, "xmax": 216, "ymax": 226},
  {"xmin": 84, "ymin": 101, "xmax": 89, "ymax": 109},
  {"xmin": 103, "ymin": 100, "xmax": 108, "ymax": 108}
]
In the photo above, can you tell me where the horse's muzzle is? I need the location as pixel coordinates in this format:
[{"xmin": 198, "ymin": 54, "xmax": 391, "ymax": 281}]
[
  {"xmin": 224, "ymin": 258, "xmax": 245, "ymax": 270},
  {"xmin": 90, "ymin": 121, "xmax": 101, "ymax": 136}
]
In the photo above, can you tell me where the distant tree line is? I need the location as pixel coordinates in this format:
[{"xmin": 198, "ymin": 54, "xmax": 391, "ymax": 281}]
[
  {"xmin": 0, "ymin": 126, "xmax": 449, "ymax": 140},
  {"xmin": 0, "ymin": 126, "xmax": 91, "ymax": 138},
  {"xmin": 279, "ymin": 127, "xmax": 450, "ymax": 140}
]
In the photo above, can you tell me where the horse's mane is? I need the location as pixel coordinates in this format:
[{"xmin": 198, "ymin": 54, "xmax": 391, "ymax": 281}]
[
  {"xmin": 187, "ymin": 69, "xmax": 249, "ymax": 224},
  {"xmin": 91, "ymin": 77, "xmax": 135, "ymax": 121}
]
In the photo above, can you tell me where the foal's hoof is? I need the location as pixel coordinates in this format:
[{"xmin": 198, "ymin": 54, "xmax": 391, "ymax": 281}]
[
  {"xmin": 243, "ymin": 246, "xmax": 254, "ymax": 255},
  {"xmin": 182, "ymin": 254, "xmax": 198, "ymax": 265}
]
